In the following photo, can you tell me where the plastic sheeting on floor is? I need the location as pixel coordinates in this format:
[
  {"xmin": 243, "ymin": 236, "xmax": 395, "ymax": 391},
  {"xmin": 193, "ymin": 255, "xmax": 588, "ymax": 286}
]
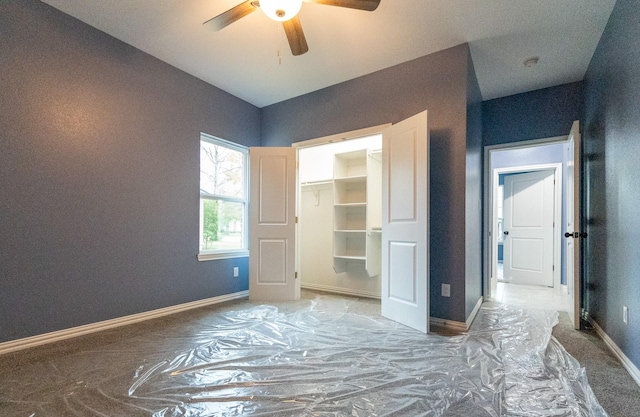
[{"xmin": 0, "ymin": 298, "xmax": 607, "ymax": 416}]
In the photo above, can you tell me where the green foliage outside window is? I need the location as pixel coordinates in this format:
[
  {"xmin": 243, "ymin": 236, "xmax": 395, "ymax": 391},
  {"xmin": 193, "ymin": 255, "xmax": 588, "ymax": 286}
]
[
  {"xmin": 199, "ymin": 136, "xmax": 247, "ymax": 253},
  {"xmin": 202, "ymin": 199, "xmax": 219, "ymax": 247}
]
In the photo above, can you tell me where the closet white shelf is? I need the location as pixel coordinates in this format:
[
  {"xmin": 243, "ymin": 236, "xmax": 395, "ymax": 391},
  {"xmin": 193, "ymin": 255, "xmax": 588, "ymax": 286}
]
[
  {"xmin": 334, "ymin": 175, "xmax": 367, "ymax": 183},
  {"xmin": 334, "ymin": 202, "xmax": 366, "ymax": 207},
  {"xmin": 332, "ymin": 148, "xmax": 380, "ymax": 277}
]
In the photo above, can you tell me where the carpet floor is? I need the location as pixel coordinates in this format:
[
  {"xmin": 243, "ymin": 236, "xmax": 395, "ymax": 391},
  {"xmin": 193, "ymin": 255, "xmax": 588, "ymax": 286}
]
[{"xmin": 0, "ymin": 290, "xmax": 638, "ymax": 416}]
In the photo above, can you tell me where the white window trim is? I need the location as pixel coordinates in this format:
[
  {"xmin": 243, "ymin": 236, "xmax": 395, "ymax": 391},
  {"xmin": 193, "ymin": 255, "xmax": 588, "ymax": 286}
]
[
  {"xmin": 198, "ymin": 133, "xmax": 249, "ymax": 261},
  {"xmin": 197, "ymin": 250, "xmax": 249, "ymax": 262}
]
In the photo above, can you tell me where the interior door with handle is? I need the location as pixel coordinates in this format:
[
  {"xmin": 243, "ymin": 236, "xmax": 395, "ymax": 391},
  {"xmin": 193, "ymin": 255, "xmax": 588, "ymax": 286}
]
[{"xmin": 503, "ymin": 169, "xmax": 555, "ymax": 287}]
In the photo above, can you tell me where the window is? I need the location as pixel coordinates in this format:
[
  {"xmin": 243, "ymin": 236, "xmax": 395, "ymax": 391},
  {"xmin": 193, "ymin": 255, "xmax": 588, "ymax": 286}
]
[{"xmin": 198, "ymin": 134, "xmax": 248, "ymax": 260}]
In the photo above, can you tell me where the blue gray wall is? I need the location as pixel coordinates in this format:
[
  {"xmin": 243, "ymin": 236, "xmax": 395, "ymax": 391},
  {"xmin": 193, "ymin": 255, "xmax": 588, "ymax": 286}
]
[
  {"xmin": 582, "ymin": 0, "xmax": 640, "ymax": 371},
  {"xmin": 0, "ymin": 1, "xmax": 483, "ymax": 342},
  {"xmin": 481, "ymin": 0, "xmax": 640, "ymax": 372},
  {"xmin": 262, "ymin": 44, "xmax": 481, "ymax": 323},
  {"xmin": 0, "ymin": 0, "xmax": 259, "ymax": 343},
  {"xmin": 483, "ymin": 82, "xmax": 583, "ymax": 146},
  {"xmin": 465, "ymin": 49, "xmax": 483, "ymax": 318},
  {"xmin": 483, "ymin": 82, "xmax": 584, "ymax": 299}
]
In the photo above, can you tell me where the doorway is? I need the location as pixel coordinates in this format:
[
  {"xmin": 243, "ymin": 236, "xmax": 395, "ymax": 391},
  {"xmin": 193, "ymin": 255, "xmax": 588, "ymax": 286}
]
[
  {"xmin": 495, "ymin": 165, "xmax": 561, "ymax": 288},
  {"xmin": 296, "ymin": 129, "xmax": 384, "ymax": 298},
  {"xmin": 484, "ymin": 138, "xmax": 572, "ymax": 314}
]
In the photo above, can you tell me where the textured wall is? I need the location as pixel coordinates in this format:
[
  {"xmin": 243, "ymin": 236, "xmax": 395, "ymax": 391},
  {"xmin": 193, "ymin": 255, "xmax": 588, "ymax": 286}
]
[
  {"xmin": 0, "ymin": 0, "xmax": 259, "ymax": 342},
  {"xmin": 262, "ymin": 45, "xmax": 472, "ymax": 322},
  {"xmin": 482, "ymin": 82, "xmax": 583, "ymax": 147},
  {"xmin": 583, "ymin": 0, "xmax": 640, "ymax": 370},
  {"xmin": 465, "ymin": 49, "xmax": 483, "ymax": 317}
]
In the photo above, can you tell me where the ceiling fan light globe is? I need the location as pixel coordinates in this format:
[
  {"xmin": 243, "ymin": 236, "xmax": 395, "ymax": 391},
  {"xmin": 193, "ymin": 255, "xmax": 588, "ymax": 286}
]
[{"xmin": 260, "ymin": 0, "xmax": 303, "ymax": 21}]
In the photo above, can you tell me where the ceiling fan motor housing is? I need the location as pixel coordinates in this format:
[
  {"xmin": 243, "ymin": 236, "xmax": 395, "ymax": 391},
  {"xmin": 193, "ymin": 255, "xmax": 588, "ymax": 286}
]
[
  {"xmin": 205, "ymin": 0, "xmax": 382, "ymax": 56},
  {"xmin": 260, "ymin": 0, "xmax": 303, "ymax": 22}
]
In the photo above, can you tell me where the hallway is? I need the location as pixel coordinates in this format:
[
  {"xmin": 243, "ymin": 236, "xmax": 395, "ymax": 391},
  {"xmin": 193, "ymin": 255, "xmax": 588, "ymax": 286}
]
[{"xmin": 493, "ymin": 263, "xmax": 573, "ymax": 312}]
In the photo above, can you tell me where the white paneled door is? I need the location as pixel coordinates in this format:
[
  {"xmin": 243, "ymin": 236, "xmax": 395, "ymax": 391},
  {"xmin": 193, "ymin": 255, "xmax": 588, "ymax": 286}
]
[
  {"xmin": 503, "ymin": 170, "xmax": 555, "ymax": 287},
  {"xmin": 249, "ymin": 147, "xmax": 298, "ymax": 301},
  {"xmin": 381, "ymin": 111, "xmax": 429, "ymax": 333}
]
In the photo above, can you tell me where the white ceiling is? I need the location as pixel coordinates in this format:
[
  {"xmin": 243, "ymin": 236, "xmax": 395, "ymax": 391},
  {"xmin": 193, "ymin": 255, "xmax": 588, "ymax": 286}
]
[{"xmin": 41, "ymin": 0, "xmax": 615, "ymax": 108}]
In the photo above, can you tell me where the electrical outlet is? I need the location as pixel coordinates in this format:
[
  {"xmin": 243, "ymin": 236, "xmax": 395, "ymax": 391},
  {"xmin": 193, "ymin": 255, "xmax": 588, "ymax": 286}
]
[
  {"xmin": 623, "ymin": 306, "xmax": 629, "ymax": 324},
  {"xmin": 233, "ymin": 267, "xmax": 239, "ymax": 278},
  {"xmin": 441, "ymin": 284, "xmax": 450, "ymax": 297}
]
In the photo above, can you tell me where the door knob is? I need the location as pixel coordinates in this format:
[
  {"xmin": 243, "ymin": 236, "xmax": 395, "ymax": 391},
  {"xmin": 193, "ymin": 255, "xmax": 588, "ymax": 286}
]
[
  {"xmin": 564, "ymin": 232, "xmax": 572, "ymax": 238},
  {"xmin": 503, "ymin": 231, "xmax": 509, "ymax": 236},
  {"xmin": 580, "ymin": 232, "xmax": 588, "ymax": 238}
]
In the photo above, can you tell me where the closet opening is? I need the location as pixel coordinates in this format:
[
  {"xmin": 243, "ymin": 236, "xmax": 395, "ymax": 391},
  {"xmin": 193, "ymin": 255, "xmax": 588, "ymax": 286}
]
[{"xmin": 294, "ymin": 126, "xmax": 386, "ymax": 299}]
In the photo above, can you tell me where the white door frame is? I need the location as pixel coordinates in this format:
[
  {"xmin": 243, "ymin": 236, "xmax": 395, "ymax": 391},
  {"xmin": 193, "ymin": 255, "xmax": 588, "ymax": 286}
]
[
  {"xmin": 483, "ymin": 136, "xmax": 567, "ymax": 300},
  {"xmin": 495, "ymin": 164, "xmax": 561, "ymax": 289},
  {"xmin": 292, "ymin": 124, "xmax": 390, "ymax": 298}
]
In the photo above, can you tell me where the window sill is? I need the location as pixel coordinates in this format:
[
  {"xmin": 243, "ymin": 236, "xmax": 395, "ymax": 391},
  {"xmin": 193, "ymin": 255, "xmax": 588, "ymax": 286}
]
[{"xmin": 197, "ymin": 250, "xmax": 249, "ymax": 262}]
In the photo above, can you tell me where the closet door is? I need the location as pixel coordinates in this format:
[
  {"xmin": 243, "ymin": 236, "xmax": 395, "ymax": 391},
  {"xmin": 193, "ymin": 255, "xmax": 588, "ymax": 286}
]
[
  {"xmin": 249, "ymin": 147, "xmax": 298, "ymax": 301},
  {"xmin": 381, "ymin": 111, "xmax": 429, "ymax": 333}
]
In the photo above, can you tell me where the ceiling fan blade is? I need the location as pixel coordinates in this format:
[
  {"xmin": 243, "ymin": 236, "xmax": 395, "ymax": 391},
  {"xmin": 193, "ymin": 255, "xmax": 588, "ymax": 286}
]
[
  {"xmin": 303, "ymin": 0, "xmax": 380, "ymax": 11},
  {"xmin": 203, "ymin": 1, "xmax": 258, "ymax": 31},
  {"xmin": 282, "ymin": 16, "xmax": 309, "ymax": 56}
]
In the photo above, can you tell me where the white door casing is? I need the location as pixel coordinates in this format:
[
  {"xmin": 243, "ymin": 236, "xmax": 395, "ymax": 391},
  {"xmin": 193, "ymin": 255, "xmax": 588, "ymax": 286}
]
[
  {"xmin": 503, "ymin": 170, "xmax": 555, "ymax": 287},
  {"xmin": 381, "ymin": 111, "xmax": 429, "ymax": 333},
  {"xmin": 249, "ymin": 147, "xmax": 298, "ymax": 301},
  {"xmin": 568, "ymin": 121, "xmax": 581, "ymax": 329},
  {"xmin": 566, "ymin": 138, "xmax": 575, "ymax": 325}
]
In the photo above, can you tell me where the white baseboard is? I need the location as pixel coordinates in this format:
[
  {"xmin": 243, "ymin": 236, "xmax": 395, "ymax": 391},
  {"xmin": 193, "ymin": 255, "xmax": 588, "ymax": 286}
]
[
  {"xmin": 467, "ymin": 297, "xmax": 484, "ymax": 329},
  {"xmin": 587, "ymin": 316, "xmax": 640, "ymax": 387},
  {"xmin": 301, "ymin": 283, "xmax": 381, "ymax": 299},
  {"xmin": 0, "ymin": 291, "xmax": 249, "ymax": 356}
]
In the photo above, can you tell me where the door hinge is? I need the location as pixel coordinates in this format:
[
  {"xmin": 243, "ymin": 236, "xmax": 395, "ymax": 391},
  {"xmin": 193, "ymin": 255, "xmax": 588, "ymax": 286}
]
[
  {"xmin": 295, "ymin": 216, "xmax": 298, "ymax": 224},
  {"xmin": 553, "ymin": 265, "xmax": 555, "ymax": 271},
  {"xmin": 295, "ymin": 272, "xmax": 298, "ymax": 279}
]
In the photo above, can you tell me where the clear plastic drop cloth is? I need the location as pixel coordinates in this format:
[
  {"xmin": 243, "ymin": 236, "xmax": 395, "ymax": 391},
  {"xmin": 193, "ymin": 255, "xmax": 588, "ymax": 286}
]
[{"xmin": 0, "ymin": 298, "xmax": 607, "ymax": 416}]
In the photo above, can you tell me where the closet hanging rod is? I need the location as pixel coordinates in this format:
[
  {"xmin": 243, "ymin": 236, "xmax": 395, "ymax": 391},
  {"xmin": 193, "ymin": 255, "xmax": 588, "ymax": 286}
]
[{"xmin": 301, "ymin": 180, "xmax": 333, "ymax": 186}]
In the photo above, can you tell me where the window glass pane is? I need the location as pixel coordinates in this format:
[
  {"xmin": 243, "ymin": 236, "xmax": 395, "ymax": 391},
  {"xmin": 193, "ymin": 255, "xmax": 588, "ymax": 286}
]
[
  {"xmin": 200, "ymin": 141, "xmax": 245, "ymax": 198},
  {"xmin": 200, "ymin": 199, "xmax": 245, "ymax": 251}
]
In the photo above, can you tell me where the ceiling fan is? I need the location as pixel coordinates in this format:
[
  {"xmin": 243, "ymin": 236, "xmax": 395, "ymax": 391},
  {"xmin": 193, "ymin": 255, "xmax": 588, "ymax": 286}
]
[{"xmin": 204, "ymin": 0, "xmax": 381, "ymax": 56}]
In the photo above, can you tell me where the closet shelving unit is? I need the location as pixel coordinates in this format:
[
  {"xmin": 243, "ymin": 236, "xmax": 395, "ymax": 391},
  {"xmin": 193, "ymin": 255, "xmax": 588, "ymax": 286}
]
[{"xmin": 332, "ymin": 149, "xmax": 381, "ymax": 277}]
